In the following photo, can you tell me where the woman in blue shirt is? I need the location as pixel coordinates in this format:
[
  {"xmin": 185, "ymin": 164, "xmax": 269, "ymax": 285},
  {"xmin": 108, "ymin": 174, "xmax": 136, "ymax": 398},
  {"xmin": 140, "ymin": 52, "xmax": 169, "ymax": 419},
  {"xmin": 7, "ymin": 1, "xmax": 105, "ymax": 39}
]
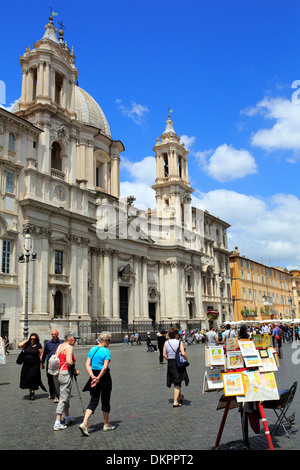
[{"xmin": 79, "ymin": 331, "xmax": 116, "ymax": 435}]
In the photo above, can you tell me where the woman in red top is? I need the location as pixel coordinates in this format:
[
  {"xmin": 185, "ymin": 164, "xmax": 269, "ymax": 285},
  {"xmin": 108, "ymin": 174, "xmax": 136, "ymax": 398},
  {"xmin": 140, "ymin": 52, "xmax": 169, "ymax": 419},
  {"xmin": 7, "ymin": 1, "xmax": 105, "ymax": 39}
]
[{"xmin": 53, "ymin": 333, "xmax": 79, "ymax": 431}]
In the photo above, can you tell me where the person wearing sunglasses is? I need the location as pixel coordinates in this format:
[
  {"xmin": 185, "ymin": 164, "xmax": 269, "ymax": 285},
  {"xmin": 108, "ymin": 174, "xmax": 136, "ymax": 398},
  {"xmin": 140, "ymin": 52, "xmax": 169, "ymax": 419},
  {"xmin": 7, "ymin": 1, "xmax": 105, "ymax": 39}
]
[
  {"xmin": 18, "ymin": 333, "xmax": 46, "ymax": 400},
  {"xmin": 79, "ymin": 331, "xmax": 116, "ymax": 435}
]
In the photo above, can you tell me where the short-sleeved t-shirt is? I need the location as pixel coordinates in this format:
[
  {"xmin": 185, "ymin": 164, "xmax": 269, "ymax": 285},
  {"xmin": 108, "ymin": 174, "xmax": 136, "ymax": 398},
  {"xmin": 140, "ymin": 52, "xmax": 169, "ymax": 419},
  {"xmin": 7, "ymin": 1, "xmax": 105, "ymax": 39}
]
[{"xmin": 88, "ymin": 346, "xmax": 111, "ymax": 370}]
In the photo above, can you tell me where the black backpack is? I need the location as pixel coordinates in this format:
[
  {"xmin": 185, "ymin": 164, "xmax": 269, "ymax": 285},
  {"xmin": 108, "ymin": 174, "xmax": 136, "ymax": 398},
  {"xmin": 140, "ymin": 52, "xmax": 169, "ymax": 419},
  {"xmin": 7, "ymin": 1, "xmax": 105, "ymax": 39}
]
[{"xmin": 276, "ymin": 328, "xmax": 283, "ymax": 340}]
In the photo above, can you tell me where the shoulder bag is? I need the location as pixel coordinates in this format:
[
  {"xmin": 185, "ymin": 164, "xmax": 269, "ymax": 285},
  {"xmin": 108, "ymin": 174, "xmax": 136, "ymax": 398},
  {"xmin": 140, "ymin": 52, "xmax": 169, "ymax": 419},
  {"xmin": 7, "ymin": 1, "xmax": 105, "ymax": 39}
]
[
  {"xmin": 168, "ymin": 340, "xmax": 189, "ymax": 368},
  {"xmin": 16, "ymin": 349, "xmax": 25, "ymax": 365}
]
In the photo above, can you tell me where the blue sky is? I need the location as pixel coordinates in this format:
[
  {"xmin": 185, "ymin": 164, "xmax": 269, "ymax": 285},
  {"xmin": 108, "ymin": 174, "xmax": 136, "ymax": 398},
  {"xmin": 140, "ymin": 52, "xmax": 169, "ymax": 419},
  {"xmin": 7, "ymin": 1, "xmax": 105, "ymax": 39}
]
[{"xmin": 2, "ymin": 0, "xmax": 300, "ymax": 268}]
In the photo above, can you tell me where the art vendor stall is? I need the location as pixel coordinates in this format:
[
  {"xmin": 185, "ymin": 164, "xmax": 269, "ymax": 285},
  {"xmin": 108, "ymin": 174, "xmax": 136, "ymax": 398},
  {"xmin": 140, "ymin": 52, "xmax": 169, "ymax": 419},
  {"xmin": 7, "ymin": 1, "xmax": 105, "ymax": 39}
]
[{"xmin": 203, "ymin": 334, "xmax": 279, "ymax": 450}]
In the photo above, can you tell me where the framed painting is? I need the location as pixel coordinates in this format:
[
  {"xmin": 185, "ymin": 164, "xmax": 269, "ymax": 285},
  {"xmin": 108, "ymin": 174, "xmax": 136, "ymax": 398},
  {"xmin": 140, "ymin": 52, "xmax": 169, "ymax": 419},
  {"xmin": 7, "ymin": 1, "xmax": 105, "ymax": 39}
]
[
  {"xmin": 226, "ymin": 337, "xmax": 238, "ymax": 351},
  {"xmin": 259, "ymin": 350, "xmax": 278, "ymax": 372},
  {"xmin": 243, "ymin": 353, "xmax": 263, "ymax": 368},
  {"xmin": 203, "ymin": 370, "xmax": 223, "ymax": 392},
  {"xmin": 238, "ymin": 340, "xmax": 257, "ymax": 357},
  {"xmin": 209, "ymin": 346, "xmax": 225, "ymax": 366},
  {"xmin": 226, "ymin": 351, "xmax": 244, "ymax": 369},
  {"xmin": 222, "ymin": 371, "xmax": 245, "ymax": 397},
  {"xmin": 252, "ymin": 334, "xmax": 271, "ymax": 349}
]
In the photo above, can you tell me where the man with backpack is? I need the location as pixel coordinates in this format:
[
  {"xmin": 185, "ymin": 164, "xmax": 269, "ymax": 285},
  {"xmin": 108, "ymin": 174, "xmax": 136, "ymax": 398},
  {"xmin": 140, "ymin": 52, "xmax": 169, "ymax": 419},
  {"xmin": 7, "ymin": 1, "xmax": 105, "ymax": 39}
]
[
  {"xmin": 41, "ymin": 329, "xmax": 63, "ymax": 402},
  {"xmin": 274, "ymin": 324, "xmax": 283, "ymax": 358}
]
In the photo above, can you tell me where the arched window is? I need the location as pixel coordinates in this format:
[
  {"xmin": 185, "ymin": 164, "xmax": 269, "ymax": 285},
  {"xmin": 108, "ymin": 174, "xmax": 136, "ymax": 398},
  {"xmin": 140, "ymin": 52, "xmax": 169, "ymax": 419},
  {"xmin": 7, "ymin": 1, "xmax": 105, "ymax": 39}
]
[
  {"xmin": 178, "ymin": 155, "xmax": 182, "ymax": 178},
  {"xmin": 51, "ymin": 142, "xmax": 62, "ymax": 171},
  {"xmin": 163, "ymin": 153, "xmax": 169, "ymax": 177}
]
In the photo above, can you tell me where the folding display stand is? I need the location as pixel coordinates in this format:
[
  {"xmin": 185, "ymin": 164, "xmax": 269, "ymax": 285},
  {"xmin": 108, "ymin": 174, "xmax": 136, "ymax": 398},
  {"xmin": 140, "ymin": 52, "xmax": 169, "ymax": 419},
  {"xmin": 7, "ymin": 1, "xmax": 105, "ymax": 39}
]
[
  {"xmin": 213, "ymin": 395, "xmax": 274, "ymax": 450},
  {"xmin": 205, "ymin": 338, "xmax": 279, "ymax": 451}
]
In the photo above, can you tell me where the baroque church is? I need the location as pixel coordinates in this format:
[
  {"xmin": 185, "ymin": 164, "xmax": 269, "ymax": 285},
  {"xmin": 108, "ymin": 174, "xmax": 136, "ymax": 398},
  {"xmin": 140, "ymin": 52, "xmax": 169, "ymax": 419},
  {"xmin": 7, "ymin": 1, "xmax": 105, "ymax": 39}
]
[{"xmin": 0, "ymin": 15, "xmax": 233, "ymax": 344}]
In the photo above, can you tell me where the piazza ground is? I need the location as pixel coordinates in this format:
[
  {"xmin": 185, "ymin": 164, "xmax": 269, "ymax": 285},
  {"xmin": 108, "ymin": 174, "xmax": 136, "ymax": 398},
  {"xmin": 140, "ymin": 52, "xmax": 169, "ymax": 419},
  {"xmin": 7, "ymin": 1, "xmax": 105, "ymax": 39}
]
[{"xmin": 1, "ymin": 340, "xmax": 299, "ymax": 452}]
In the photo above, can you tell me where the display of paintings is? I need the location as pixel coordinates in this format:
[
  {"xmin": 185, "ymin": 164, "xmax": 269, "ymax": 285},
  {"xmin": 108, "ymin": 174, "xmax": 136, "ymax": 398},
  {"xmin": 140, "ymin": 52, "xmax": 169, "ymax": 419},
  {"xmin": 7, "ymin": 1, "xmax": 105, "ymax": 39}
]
[
  {"xmin": 238, "ymin": 341, "xmax": 257, "ymax": 357},
  {"xmin": 259, "ymin": 350, "xmax": 278, "ymax": 372},
  {"xmin": 243, "ymin": 353, "xmax": 263, "ymax": 368},
  {"xmin": 226, "ymin": 337, "xmax": 238, "ymax": 351},
  {"xmin": 203, "ymin": 370, "xmax": 224, "ymax": 392},
  {"xmin": 209, "ymin": 346, "xmax": 225, "ymax": 366},
  {"xmin": 222, "ymin": 371, "xmax": 245, "ymax": 396},
  {"xmin": 252, "ymin": 334, "xmax": 271, "ymax": 349},
  {"xmin": 237, "ymin": 370, "xmax": 279, "ymax": 403},
  {"xmin": 203, "ymin": 330, "xmax": 280, "ymax": 407},
  {"xmin": 226, "ymin": 351, "xmax": 244, "ymax": 369}
]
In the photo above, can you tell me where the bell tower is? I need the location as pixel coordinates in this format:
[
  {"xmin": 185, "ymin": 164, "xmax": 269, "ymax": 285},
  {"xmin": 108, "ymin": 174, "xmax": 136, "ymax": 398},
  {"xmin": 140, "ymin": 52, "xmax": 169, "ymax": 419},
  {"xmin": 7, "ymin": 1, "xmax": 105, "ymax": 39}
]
[
  {"xmin": 16, "ymin": 14, "xmax": 78, "ymax": 121},
  {"xmin": 152, "ymin": 112, "xmax": 194, "ymax": 228}
]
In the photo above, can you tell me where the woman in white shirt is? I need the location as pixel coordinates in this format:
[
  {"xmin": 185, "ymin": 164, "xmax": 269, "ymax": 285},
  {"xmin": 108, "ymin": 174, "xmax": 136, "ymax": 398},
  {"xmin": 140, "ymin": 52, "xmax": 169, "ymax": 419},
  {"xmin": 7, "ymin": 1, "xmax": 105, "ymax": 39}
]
[{"xmin": 163, "ymin": 327, "xmax": 189, "ymax": 407}]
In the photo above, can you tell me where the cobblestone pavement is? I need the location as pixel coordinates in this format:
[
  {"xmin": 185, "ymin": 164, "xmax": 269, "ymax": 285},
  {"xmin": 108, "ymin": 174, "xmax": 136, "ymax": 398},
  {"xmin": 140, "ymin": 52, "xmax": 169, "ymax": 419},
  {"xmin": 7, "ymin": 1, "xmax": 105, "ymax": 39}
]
[{"xmin": 1, "ymin": 341, "xmax": 300, "ymax": 453}]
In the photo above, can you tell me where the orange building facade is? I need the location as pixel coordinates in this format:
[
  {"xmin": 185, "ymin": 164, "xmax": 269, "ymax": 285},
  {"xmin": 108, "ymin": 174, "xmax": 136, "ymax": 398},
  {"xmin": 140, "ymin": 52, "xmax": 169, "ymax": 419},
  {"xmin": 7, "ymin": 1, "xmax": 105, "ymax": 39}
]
[{"xmin": 230, "ymin": 247, "xmax": 292, "ymax": 323}]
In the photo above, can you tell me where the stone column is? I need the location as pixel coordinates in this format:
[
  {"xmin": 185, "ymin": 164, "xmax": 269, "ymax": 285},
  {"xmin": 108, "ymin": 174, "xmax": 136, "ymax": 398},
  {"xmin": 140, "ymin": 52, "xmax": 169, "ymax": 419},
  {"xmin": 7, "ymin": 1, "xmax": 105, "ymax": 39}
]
[
  {"xmin": 141, "ymin": 257, "xmax": 148, "ymax": 319},
  {"xmin": 37, "ymin": 61, "xmax": 43, "ymax": 97},
  {"xmin": 110, "ymin": 155, "xmax": 120, "ymax": 198},
  {"xmin": 44, "ymin": 62, "xmax": 50, "ymax": 98},
  {"xmin": 133, "ymin": 256, "xmax": 141, "ymax": 319},
  {"xmin": 21, "ymin": 69, "xmax": 27, "ymax": 103},
  {"xmin": 112, "ymin": 251, "xmax": 119, "ymax": 319},
  {"xmin": 102, "ymin": 249, "xmax": 112, "ymax": 318},
  {"xmin": 158, "ymin": 261, "xmax": 166, "ymax": 320}
]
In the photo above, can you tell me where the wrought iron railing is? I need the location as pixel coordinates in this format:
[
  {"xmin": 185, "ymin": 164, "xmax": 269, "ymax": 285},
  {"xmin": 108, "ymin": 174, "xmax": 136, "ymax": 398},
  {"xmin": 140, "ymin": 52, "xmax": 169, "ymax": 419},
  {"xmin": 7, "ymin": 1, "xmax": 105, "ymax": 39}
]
[{"xmin": 78, "ymin": 319, "xmax": 204, "ymax": 344}]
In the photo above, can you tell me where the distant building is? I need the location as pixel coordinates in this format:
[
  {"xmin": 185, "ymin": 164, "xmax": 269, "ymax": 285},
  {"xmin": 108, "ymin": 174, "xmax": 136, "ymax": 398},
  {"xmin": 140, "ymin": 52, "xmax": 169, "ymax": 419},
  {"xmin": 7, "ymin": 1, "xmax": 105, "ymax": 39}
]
[
  {"xmin": 289, "ymin": 270, "xmax": 300, "ymax": 319},
  {"xmin": 230, "ymin": 246, "xmax": 292, "ymax": 322},
  {"xmin": 0, "ymin": 15, "xmax": 233, "ymax": 344}
]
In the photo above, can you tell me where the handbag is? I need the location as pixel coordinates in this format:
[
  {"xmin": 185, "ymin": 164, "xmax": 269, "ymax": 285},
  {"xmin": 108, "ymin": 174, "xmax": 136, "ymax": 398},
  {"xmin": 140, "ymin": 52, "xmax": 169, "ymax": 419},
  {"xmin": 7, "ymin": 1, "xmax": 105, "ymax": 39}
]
[
  {"xmin": 168, "ymin": 340, "xmax": 189, "ymax": 368},
  {"xmin": 16, "ymin": 349, "xmax": 25, "ymax": 365}
]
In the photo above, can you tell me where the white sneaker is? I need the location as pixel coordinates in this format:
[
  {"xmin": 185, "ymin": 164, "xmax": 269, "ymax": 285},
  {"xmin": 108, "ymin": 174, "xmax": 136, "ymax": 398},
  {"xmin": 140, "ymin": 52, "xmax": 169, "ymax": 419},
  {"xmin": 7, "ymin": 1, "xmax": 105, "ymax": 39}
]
[
  {"xmin": 54, "ymin": 422, "xmax": 67, "ymax": 431},
  {"xmin": 103, "ymin": 424, "xmax": 116, "ymax": 432},
  {"xmin": 79, "ymin": 423, "xmax": 89, "ymax": 436}
]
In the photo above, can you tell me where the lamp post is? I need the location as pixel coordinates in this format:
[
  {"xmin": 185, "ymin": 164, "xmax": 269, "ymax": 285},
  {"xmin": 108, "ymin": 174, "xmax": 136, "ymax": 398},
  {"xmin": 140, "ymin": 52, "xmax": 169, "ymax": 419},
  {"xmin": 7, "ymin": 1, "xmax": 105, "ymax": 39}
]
[{"xmin": 18, "ymin": 227, "xmax": 37, "ymax": 340}]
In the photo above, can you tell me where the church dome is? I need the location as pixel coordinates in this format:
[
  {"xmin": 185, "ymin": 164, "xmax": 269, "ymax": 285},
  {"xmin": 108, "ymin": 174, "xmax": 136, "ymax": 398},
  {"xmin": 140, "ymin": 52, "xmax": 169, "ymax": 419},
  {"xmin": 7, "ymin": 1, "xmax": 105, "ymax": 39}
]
[
  {"xmin": 10, "ymin": 85, "xmax": 111, "ymax": 137},
  {"xmin": 74, "ymin": 86, "xmax": 111, "ymax": 136}
]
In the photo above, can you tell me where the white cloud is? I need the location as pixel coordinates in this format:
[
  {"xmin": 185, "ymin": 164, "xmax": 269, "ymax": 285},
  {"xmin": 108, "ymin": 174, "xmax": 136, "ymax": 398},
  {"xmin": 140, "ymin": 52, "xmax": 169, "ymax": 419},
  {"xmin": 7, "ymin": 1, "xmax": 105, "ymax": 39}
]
[
  {"xmin": 120, "ymin": 181, "xmax": 156, "ymax": 211},
  {"xmin": 192, "ymin": 189, "xmax": 300, "ymax": 267},
  {"xmin": 0, "ymin": 99, "xmax": 18, "ymax": 112},
  {"xmin": 116, "ymin": 99, "xmax": 149, "ymax": 125},
  {"xmin": 121, "ymin": 156, "xmax": 156, "ymax": 186},
  {"xmin": 243, "ymin": 94, "xmax": 300, "ymax": 154},
  {"xmin": 120, "ymin": 155, "xmax": 156, "ymax": 210},
  {"xmin": 180, "ymin": 134, "xmax": 257, "ymax": 182},
  {"xmin": 180, "ymin": 134, "xmax": 196, "ymax": 150},
  {"xmin": 197, "ymin": 144, "xmax": 257, "ymax": 182}
]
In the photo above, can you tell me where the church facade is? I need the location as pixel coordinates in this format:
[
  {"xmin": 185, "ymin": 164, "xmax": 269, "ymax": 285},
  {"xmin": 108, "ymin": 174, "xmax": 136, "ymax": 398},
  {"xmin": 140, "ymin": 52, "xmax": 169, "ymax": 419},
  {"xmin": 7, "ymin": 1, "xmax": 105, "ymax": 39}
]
[{"xmin": 0, "ymin": 16, "xmax": 233, "ymax": 344}]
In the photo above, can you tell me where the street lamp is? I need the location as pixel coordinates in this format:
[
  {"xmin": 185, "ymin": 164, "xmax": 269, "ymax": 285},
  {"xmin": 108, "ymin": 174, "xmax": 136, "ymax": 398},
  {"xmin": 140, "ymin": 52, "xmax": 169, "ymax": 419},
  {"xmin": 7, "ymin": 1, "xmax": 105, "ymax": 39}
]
[{"xmin": 18, "ymin": 227, "xmax": 37, "ymax": 340}]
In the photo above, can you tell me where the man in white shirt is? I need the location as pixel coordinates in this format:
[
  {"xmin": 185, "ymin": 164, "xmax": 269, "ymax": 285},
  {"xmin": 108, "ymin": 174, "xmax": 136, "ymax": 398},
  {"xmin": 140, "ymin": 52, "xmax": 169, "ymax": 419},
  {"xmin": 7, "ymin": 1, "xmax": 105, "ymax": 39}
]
[
  {"xmin": 205, "ymin": 326, "xmax": 219, "ymax": 345},
  {"xmin": 222, "ymin": 324, "xmax": 236, "ymax": 343}
]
